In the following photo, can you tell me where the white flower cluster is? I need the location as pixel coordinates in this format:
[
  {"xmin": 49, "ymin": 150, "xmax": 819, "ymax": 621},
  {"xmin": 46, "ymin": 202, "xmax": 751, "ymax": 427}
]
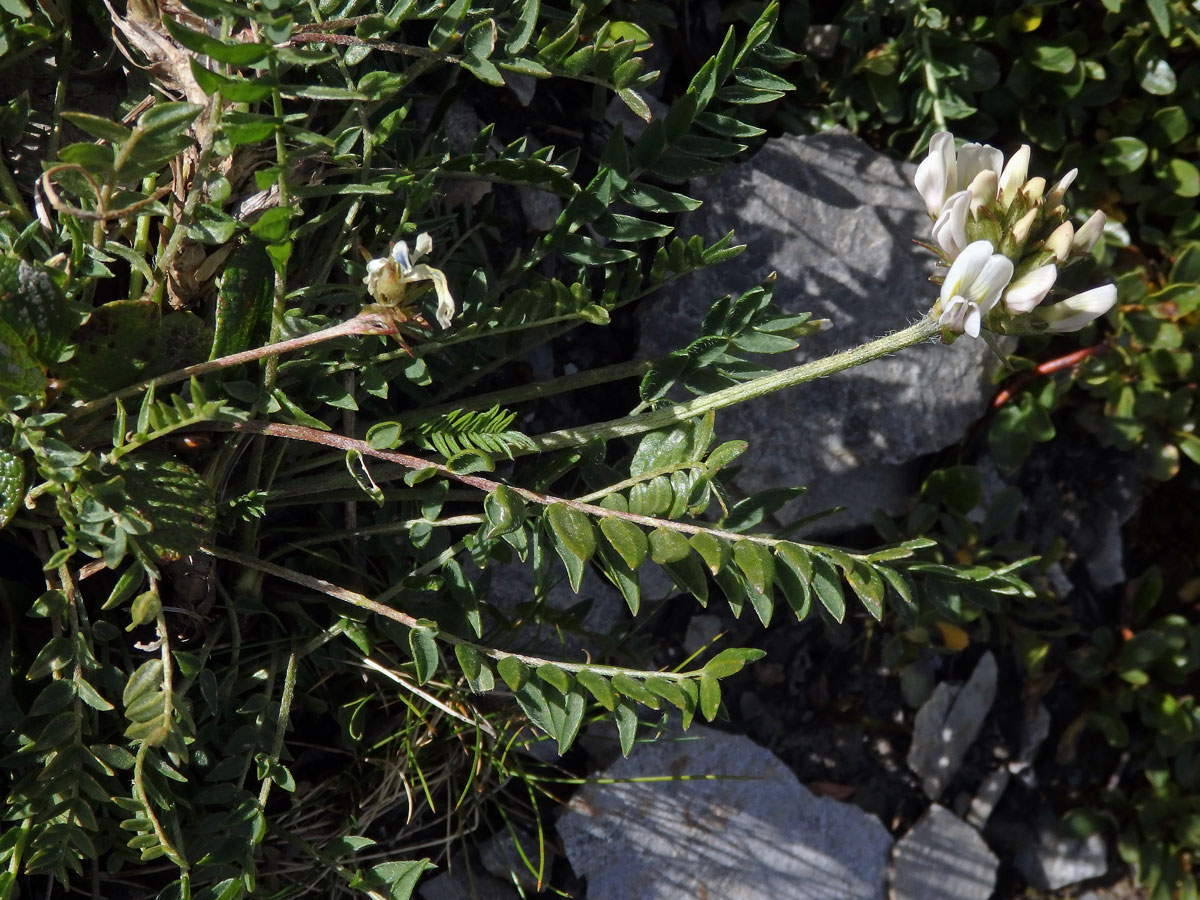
[
  {"xmin": 364, "ymin": 232, "xmax": 456, "ymax": 330},
  {"xmin": 914, "ymin": 132, "xmax": 1117, "ymax": 339}
]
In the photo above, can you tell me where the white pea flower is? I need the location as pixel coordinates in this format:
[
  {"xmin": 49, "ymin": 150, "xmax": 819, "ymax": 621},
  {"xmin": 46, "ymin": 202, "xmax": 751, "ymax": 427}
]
[
  {"xmin": 1003, "ymin": 264, "xmax": 1057, "ymax": 314},
  {"xmin": 931, "ymin": 190, "xmax": 972, "ymax": 259},
  {"xmin": 364, "ymin": 232, "xmax": 456, "ymax": 329},
  {"xmin": 997, "ymin": 144, "xmax": 1030, "ymax": 210},
  {"xmin": 915, "ymin": 132, "xmax": 1005, "ymax": 218},
  {"xmin": 1072, "ymin": 210, "xmax": 1107, "ymax": 255},
  {"xmin": 1034, "ymin": 284, "xmax": 1118, "ymax": 333},
  {"xmin": 936, "ymin": 240, "xmax": 1015, "ymax": 338}
]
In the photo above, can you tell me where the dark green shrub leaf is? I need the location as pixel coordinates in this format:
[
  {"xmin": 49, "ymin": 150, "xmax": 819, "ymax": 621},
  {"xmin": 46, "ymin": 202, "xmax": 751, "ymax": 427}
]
[
  {"xmin": 1030, "ymin": 44, "xmax": 1076, "ymax": 73},
  {"xmin": 0, "ymin": 447, "xmax": 24, "ymax": 530}
]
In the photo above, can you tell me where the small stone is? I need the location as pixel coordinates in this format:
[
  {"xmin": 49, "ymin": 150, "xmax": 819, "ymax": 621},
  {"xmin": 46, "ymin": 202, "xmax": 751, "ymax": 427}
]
[
  {"xmin": 1014, "ymin": 814, "xmax": 1108, "ymax": 891},
  {"xmin": 478, "ymin": 826, "xmax": 554, "ymax": 892},
  {"xmin": 964, "ymin": 768, "xmax": 1011, "ymax": 829},
  {"xmin": 518, "ymin": 186, "xmax": 563, "ymax": 232},
  {"xmin": 682, "ymin": 613, "xmax": 723, "ymax": 655},
  {"xmin": 803, "ymin": 24, "xmax": 842, "ymax": 59},
  {"xmin": 504, "ymin": 71, "xmax": 537, "ymax": 106},
  {"xmin": 559, "ymin": 725, "xmax": 892, "ymax": 900},
  {"xmin": 420, "ymin": 852, "xmax": 519, "ymax": 900},
  {"xmin": 605, "ymin": 93, "xmax": 668, "ymax": 140},
  {"xmin": 907, "ymin": 652, "xmax": 998, "ymax": 799},
  {"xmin": 891, "ymin": 805, "xmax": 998, "ymax": 900}
]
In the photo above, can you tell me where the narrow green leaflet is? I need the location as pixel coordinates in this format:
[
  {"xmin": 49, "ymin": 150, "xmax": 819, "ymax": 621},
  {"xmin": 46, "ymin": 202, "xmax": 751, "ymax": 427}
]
[
  {"xmin": 408, "ymin": 622, "xmax": 439, "ymax": 684},
  {"xmin": 599, "ymin": 516, "xmax": 648, "ymax": 570}
]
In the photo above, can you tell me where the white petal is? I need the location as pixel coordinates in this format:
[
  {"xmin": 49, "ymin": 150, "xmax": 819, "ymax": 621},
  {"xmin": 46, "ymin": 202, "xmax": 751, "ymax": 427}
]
[
  {"xmin": 958, "ymin": 143, "xmax": 1004, "ymax": 189},
  {"xmin": 1004, "ymin": 264, "xmax": 1057, "ymax": 313},
  {"xmin": 414, "ymin": 232, "xmax": 433, "ymax": 262},
  {"xmin": 1037, "ymin": 284, "xmax": 1118, "ymax": 332},
  {"xmin": 940, "ymin": 240, "xmax": 996, "ymax": 305},
  {"xmin": 968, "ymin": 170, "xmax": 998, "ymax": 214},
  {"xmin": 1072, "ymin": 210, "xmax": 1106, "ymax": 254},
  {"xmin": 366, "ymin": 258, "xmax": 387, "ymax": 274},
  {"xmin": 1045, "ymin": 168, "xmax": 1079, "ymax": 207},
  {"xmin": 932, "ymin": 190, "xmax": 971, "ymax": 258},
  {"xmin": 1021, "ymin": 176, "xmax": 1046, "ymax": 205},
  {"xmin": 915, "ymin": 134, "xmax": 954, "ymax": 218},
  {"xmin": 1043, "ymin": 222, "xmax": 1075, "ymax": 261},
  {"xmin": 964, "ymin": 305, "xmax": 982, "ymax": 338},
  {"xmin": 998, "ymin": 145, "xmax": 1030, "ymax": 210},
  {"xmin": 391, "ymin": 240, "xmax": 413, "ymax": 272},
  {"xmin": 970, "ymin": 254, "xmax": 1015, "ymax": 314}
]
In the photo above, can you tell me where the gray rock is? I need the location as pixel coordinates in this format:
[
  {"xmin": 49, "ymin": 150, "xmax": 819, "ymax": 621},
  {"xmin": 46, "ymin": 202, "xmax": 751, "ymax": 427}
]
[
  {"xmin": 890, "ymin": 804, "xmax": 998, "ymax": 900},
  {"xmin": 1014, "ymin": 814, "xmax": 1108, "ymax": 891},
  {"xmin": 682, "ymin": 613, "xmax": 724, "ymax": 655},
  {"xmin": 964, "ymin": 768, "xmax": 1010, "ymax": 830},
  {"xmin": 420, "ymin": 851, "xmax": 519, "ymax": 900},
  {"xmin": 558, "ymin": 725, "xmax": 892, "ymax": 899},
  {"xmin": 638, "ymin": 130, "xmax": 997, "ymax": 533},
  {"xmin": 907, "ymin": 652, "xmax": 998, "ymax": 799},
  {"xmin": 478, "ymin": 826, "xmax": 555, "ymax": 892}
]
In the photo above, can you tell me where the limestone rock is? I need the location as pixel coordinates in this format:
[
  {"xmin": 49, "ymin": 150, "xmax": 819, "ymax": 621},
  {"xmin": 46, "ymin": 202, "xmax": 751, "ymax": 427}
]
[
  {"xmin": 907, "ymin": 652, "xmax": 998, "ymax": 799},
  {"xmin": 891, "ymin": 804, "xmax": 998, "ymax": 900},
  {"xmin": 558, "ymin": 725, "xmax": 892, "ymax": 899},
  {"xmin": 638, "ymin": 129, "xmax": 997, "ymax": 533}
]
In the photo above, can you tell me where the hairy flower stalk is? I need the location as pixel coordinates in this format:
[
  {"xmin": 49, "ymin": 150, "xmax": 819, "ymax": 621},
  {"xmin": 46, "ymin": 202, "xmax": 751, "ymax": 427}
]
[{"xmin": 914, "ymin": 131, "xmax": 1118, "ymax": 339}]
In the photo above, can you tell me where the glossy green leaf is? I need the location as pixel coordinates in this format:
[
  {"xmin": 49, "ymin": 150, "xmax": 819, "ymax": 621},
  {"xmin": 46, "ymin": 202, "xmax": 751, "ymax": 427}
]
[
  {"xmin": 599, "ymin": 516, "xmax": 648, "ymax": 570},
  {"xmin": 689, "ymin": 532, "xmax": 727, "ymax": 575},
  {"xmin": 1030, "ymin": 44, "xmax": 1076, "ymax": 73},
  {"xmin": 546, "ymin": 503, "xmax": 596, "ymax": 567},
  {"xmin": 454, "ymin": 645, "xmax": 495, "ymax": 693},
  {"xmin": 536, "ymin": 663, "xmax": 570, "ymax": 695},
  {"xmin": 811, "ymin": 556, "xmax": 846, "ymax": 622},
  {"xmin": 497, "ymin": 656, "xmax": 529, "ymax": 691},
  {"xmin": 648, "ymin": 527, "xmax": 691, "ymax": 564}
]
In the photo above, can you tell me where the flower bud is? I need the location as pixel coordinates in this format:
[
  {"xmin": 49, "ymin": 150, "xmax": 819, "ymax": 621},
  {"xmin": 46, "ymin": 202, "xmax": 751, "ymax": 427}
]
[
  {"xmin": 1072, "ymin": 210, "xmax": 1106, "ymax": 255},
  {"xmin": 1043, "ymin": 221, "xmax": 1075, "ymax": 261},
  {"xmin": 967, "ymin": 170, "xmax": 998, "ymax": 215},
  {"xmin": 1004, "ymin": 264, "xmax": 1057, "ymax": 314},
  {"xmin": 1045, "ymin": 168, "xmax": 1079, "ymax": 209},
  {"xmin": 1010, "ymin": 208, "xmax": 1038, "ymax": 246},
  {"xmin": 1035, "ymin": 284, "xmax": 1117, "ymax": 333},
  {"xmin": 1021, "ymin": 177, "xmax": 1046, "ymax": 205},
  {"xmin": 998, "ymin": 145, "xmax": 1030, "ymax": 210}
]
